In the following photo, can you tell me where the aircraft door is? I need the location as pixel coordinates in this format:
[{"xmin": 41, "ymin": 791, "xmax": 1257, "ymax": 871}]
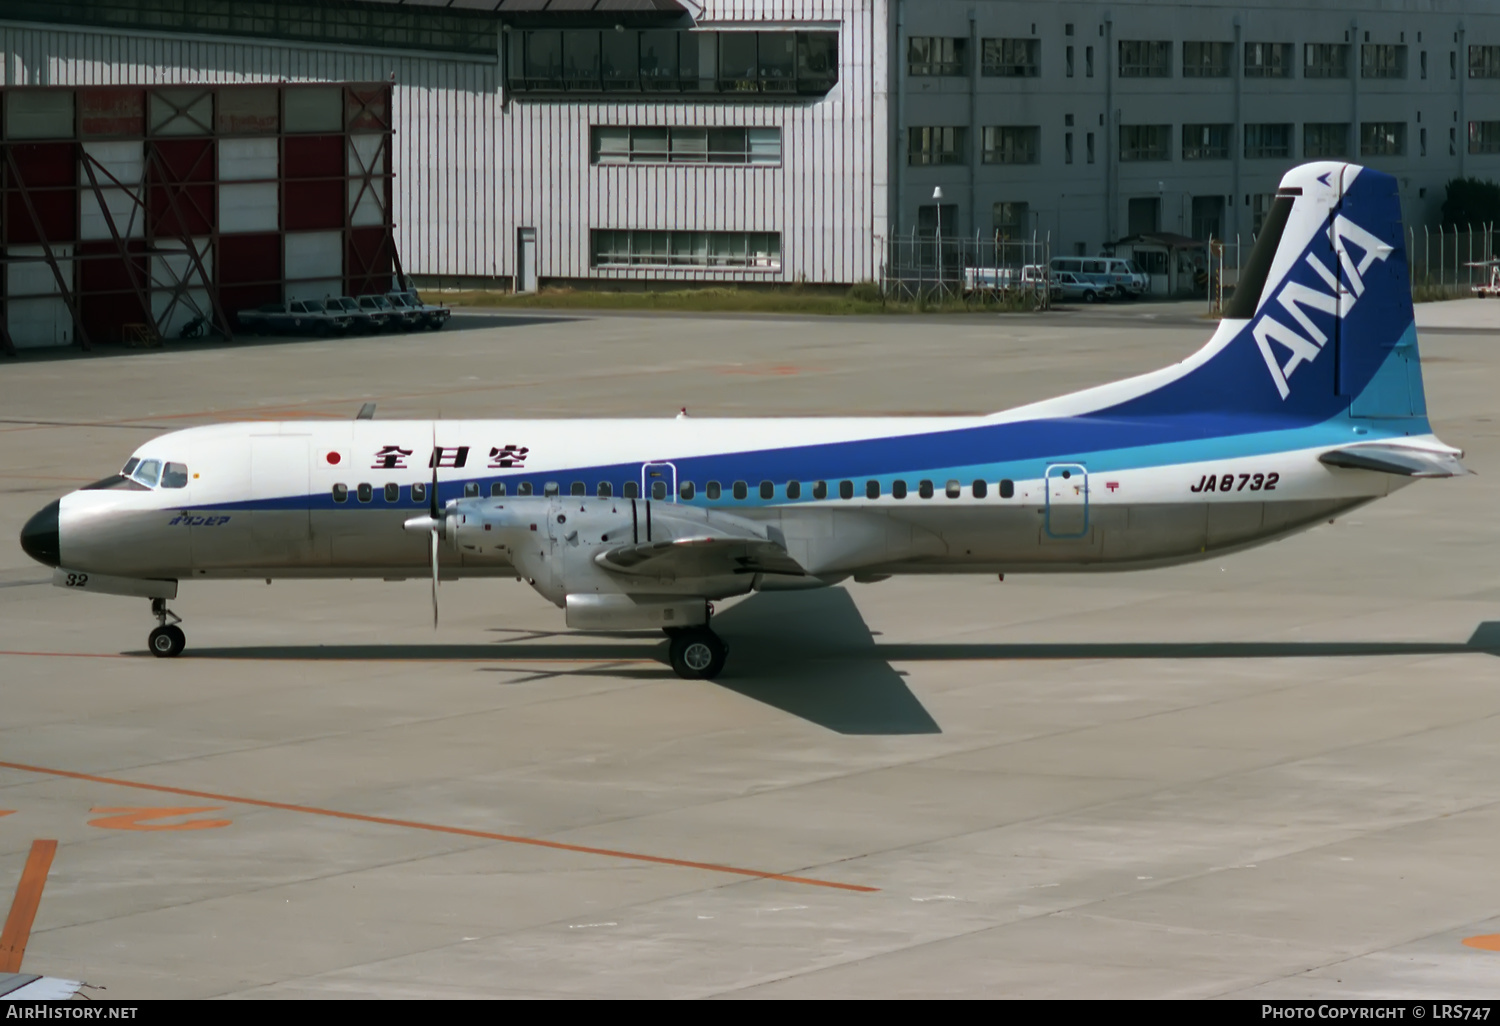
[
  {"xmin": 641, "ymin": 462, "xmax": 677, "ymax": 502},
  {"xmin": 248, "ymin": 435, "xmax": 314, "ymax": 565},
  {"xmin": 1044, "ymin": 463, "xmax": 1088, "ymax": 538}
]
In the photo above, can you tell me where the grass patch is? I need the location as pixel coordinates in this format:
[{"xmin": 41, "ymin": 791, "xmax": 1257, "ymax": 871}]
[{"xmin": 423, "ymin": 285, "xmax": 1046, "ymax": 316}]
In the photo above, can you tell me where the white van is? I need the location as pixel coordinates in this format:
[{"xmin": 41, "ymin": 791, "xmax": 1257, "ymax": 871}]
[{"xmin": 1049, "ymin": 256, "xmax": 1146, "ymax": 298}]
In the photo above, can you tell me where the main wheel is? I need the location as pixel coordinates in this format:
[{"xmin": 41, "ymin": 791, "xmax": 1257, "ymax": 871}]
[
  {"xmin": 668, "ymin": 629, "xmax": 727, "ymax": 680},
  {"xmin": 148, "ymin": 624, "xmax": 185, "ymax": 658}
]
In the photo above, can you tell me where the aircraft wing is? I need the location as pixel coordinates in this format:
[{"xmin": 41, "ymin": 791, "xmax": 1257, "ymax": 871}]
[
  {"xmin": 1319, "ymin": 443, "xmax": 1471, "ymax": 478},
  {"xmin": 596, "ymin": 535, "xmax": 807, "ymax": 579},
  {"xmin": 0, "ymin": 972, "xmax": 84, "ymax": 999}
]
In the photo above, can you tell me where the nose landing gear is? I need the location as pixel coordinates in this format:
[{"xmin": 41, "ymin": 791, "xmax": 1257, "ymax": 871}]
[{"xmin": 148, "ymin": 597, "xmax": 185, "ymax": 658}]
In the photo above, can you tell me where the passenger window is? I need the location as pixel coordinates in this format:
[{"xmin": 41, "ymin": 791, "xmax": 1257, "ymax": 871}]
[
  {"xmin": 385, "ymin": 483, "xmax": 399, "ymax": 502},
  {"xmin": 518, "ymin": 482, "xmax": 534, "ymax": 496},
  {"xmin": 732, "ymin": 481, "xmax": 748, "ymax": 500},
  {"xmin": 332, "ymin": 483, "xmax": 348, "ymax": 502},
  {"xmin": 759, "ymin": 480, "xmax": 774, "ymax": 500},
  {"xmin": 491, "ymin": 482, "xmax": 506, "ymax": 497},
  {"xmin": 161, "ymin": 462, "xmax": 189, "ymax": 488},
  {"xmin": 813, "ymin": 480, "xmax": 828, "ymax": 499},
  {"xmin": 1000, "ymin": 478, "xmax": 1015, "ymax": 499},
  {"xmin": 412, "ymin": 482, "xmax": 426, "ymax": 503},
  {"xmin": 892, "ymin": 480, "xmax": 907, "ymax": 499},
  {"xmin": 652, "ymin": 480, "xmax": 667, "ymax": 500},
  {"xmin": 465, "ymin": 482, "xmax": 480, "ymax": 498},
  {"xmin": 598, "ymin": 481, "xmax": 613, "ymax": 498},
  {"xmin": 679, "ymin": 481, "xmax": 694, "ymax": 500},
  {"xmin": 134, "ymin": 459, "xmax": 161, "ymax": 487},
  {"xmin": 786, "ymin": 480, "xmax": 801, "ymax": 499},
  {"xmin": 705, "ymin": 481, "xmax": 721, "ymax": 500},
  {"xmin": 945, "ymin": 480, "xmax": 961, "ymax": 498},
  {"xmin": 919, "ymin": 479, "xmax": 934, "ymax": 499},
  {"xmin": 543, "ymin": 482, "xmax": 559, "ymax": 496},
  {"xmin": 865, "ymin": 480, "xmax": 880, "ymax": 499},
  {"xmin": 357, "ymin": 483, "xmax": 373, "ymax": 502},
  {"xmin": 570, "ymin": 482, "xmax": 586, "ymax": 496},
  {"xmin": 623, "ymin": 481, "xmax": 639, "ymax": 499},
  {"xmin": 972, "ymin": 479, "xmax": 987, "ymax": 498},
  {"xmin": 839, "ymin": 480, "xmax": 854, "ymax": 500}
]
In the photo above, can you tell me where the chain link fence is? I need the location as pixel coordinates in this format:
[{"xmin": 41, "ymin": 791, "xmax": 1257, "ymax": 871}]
[
  {"xmin": 881, "ymin": 231, "xmax": 1052, "ymax": 309},
  {"xmin": 1207, "ymin": 223, "xmax": 1500, "ymax": 314}
]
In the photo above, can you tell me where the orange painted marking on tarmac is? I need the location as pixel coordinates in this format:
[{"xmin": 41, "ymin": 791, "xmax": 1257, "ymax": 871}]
[
  {"xmin": 0, "ymin": 840, "xmax": 57, "ymax": 973},
  {"xmin": 0, "ymin": 760, "xmax": 877, "ymax": 893},
  {"xmin": 1463, "ymin": 935, "xmax": 1500, "ymax": 951},
  {"xmin": 88, "ymin": 806, "xmax": 232, "ymax": 831},
  {"xmin": 0, "ymin": 811, "xmax": 14, "ymax": 818}
]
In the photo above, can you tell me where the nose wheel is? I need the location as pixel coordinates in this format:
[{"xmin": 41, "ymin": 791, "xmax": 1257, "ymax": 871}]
[{"xmin": 148, "ymin": 597, "xmax": 185, "ymax": 658}]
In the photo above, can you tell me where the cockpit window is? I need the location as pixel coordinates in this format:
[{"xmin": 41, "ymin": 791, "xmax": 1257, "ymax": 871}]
[
  {"xmin": 122, "ymin": 457, "xmax": 140, "ymax": 476},
  {"xmin": 133, "ymin": 459, "xmax": 161, "ymax": 487},
  {"xmin": 161, "ymin": 462, "xmax": 189, "ymax": 488}
]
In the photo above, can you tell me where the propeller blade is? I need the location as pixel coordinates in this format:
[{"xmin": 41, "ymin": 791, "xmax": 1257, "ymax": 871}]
[
  {"xmin": 430, "ymin": 425, "xmax": 440, "ymax": 520},
  {"xmin": 430, "ymin": 527, "xmax": 440, "ymax": 628}
]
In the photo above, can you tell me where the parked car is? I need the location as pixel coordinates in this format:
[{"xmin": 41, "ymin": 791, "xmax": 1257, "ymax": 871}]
[
  {"xmin": 324, "ymin": 295, "xmax": 383, "ymax": 333},
  {"xmin": 1050, "ymin": 270, "xmax": 1116, "ymax": 303},
  {"xmin": 386, "ymin": 290, "xmax": 451, "ymax": 330},
  {"xmin": 1050, "ymin": 256, "xmax": 1142, "ymax": 299},
  {"xmin": 355, "ymin": 294, "xmax": 405, "ymax": 331},
  {"xmin": 237, "ymin": 299, "xmax": 353, "ymax": 336}
]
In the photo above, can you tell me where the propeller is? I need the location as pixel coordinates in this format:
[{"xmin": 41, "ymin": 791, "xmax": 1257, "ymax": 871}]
[{"xmin": 401, "ymin": 427, "xmax": 445, "ymax": 628}]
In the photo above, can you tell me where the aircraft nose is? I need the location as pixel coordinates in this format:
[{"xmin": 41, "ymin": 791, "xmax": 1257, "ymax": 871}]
[{"xmin": 19, "ymin": 500, "xmax": 60, "ymax": 568}]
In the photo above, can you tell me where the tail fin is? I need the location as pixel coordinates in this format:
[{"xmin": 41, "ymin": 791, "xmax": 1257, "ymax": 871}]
[{"xmin": 1109, "ymin": 162, "xmax": 1429, "ymax": 431}]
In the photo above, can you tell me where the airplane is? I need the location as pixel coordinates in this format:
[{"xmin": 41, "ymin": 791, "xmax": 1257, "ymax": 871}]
[{"xmin": 17, "ymin": 161, "xmax": 1470, "ymax": 680}]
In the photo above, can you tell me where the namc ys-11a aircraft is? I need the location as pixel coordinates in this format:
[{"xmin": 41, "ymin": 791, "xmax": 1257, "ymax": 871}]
[{"xmin": 18, "ymin": 162, "xmax": 1469, "ymax": 679}]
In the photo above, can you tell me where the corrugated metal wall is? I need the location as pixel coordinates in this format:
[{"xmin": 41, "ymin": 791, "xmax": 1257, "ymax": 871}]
[{"xmin": 0, "ymin": 0, "xmax": 888, "ymax": 286}]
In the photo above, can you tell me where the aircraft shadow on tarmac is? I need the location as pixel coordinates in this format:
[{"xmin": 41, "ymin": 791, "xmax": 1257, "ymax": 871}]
[{"xmin": 180, "ymin": 592, "xmax": 1500, "ymax": 738}]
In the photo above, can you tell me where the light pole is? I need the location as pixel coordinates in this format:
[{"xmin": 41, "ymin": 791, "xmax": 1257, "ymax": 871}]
[{"xmin": 932, "ymin": 186, "xmax": 944, "ymax": 299}]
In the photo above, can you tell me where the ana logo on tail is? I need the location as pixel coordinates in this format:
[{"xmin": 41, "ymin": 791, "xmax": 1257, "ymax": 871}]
[{"xmin": 1253, "ymin": 215, "xmax": 1394, "ymax": 400}]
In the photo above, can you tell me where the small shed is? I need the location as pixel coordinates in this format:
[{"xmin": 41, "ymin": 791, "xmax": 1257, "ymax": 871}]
[{"xmin": 1109, "ymin": 233, "xmax": 1208, "ymax": 297}]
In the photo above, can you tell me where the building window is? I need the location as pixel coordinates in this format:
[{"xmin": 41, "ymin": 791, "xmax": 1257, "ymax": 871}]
[
  {"xmin": 508, "ymin": 29, "xmax": 837, "ymax": 96},
  {"xmin": 981, "ymin": 38, "xmax": 1040, "ymax": 77},
  {"xmin": 1066, "ymin": 45, "xmax": 1074, "ymax": 77},
  {"xmin": 1421, "ymin": 51, "xmax": 1428, "ymax": 79},
  {"xmin": 1304, "ymin": 122, "xmax": 1350, "ymax": 158},
  {"xmin": 1244, "ymin": 123, "xmax": 1291, "ymax": 159},
  {"xmin": 1118, "ymin": 40, "xmax": 1172, "ymax": 78},
  {"xmin": 1183, "ymin": 41, "xmax": 1232, "ymax": 77},
  {"xmin": 1190, "ymin": 195, "xmax": 1225, "ymax": 240},
  {"xmin": 917, "ymin": 203, "xmax": 958, "ymax": 237},
  {"xmin": 1470, "ymin": 121, "xmax": 1500, "ymax": 154},
  {"xmin": 981, "ymin": 126, "xmax": 1039, "ymax": 164},
  {"xmin": 1244, "ymin": 42, "xmax": 1293, "ymax": 78},
  {"xmin": 1086, "ymin": 131, "xmax": 1095, "ymax": 163},
  {"xmin": 992, "ymin": 201, "xmax": 1029, "ymax": 238},
  {"xmin": 1360, "ymin": 121, "xmax": 1405, "ymax": 156},
  {"xmin": 1304, "ymin": 43, "xmax": 1350, "ymax": 78},
  {"xmin": 1250, "ymin": 193, "xmax": 1277, "ymax": 234},
  {"xmin": 592, "ymin": 126, "xmax": 780, "ymax": 165},
  {"xmin": 1182, "ymin": 123, "xmax": 1231, "ymax": 160},
  {"xmin": 1120, "ymin": 124, "xmax": 1171, "ymax": 161},
  {"xmin": 591, "ymin": 230, "xmax": 780, "ymax": 269},
  {"xmin": 909, "ymin": 126, "xmax": 967, "ymax": 166},
  {"xmin": 1361, "ymin": 43, "xmax": 1406, "ymax": 79},
  {"xmin": 1127, "ymin": 197, "xmax": 1161, "ymax": 235},
  {"xmin": 909, "ymin": 36, "xmax": 967, "ymax": 76},
  {"xmin": 1470, "ymin": 45, "xmax": 1500, "ymax": 78},
  {"xmin": 1086, "ymin": 45, "xmax": 1094, "ymax": 77},
  {"xmin": 1064, "ymin": 132, "xmax": 1073, "ymax": 163}
]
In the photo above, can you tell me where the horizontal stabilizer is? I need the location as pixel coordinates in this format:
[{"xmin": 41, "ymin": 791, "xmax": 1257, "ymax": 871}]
[{"xmin": 1319, "ymin": 444, "xmax": 1470, "ymax": 478}]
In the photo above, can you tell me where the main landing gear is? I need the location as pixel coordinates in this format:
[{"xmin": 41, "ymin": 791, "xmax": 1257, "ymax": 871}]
[
  {"xmin": 148, "ymin": 597, "xmax": 185, "ymax": 658},
  {"xmin": 663, "ymin": 626, "xmax": 728, "ymax": 680}
]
